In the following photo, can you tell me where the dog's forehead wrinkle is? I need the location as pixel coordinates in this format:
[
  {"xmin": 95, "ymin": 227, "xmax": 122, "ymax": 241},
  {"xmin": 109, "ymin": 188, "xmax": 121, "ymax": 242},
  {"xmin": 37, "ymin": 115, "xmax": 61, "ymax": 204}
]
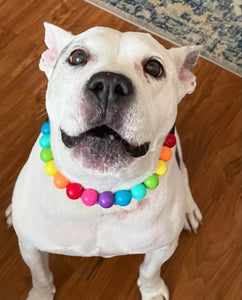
[
  {"xmin": 71, "ymin": 29, "xmax": 167, "ymax": 62},
  {"xmin": 79, "ymin": 26, "xmax": 121, "ymax": 36},
  {"xmin": 124, "ymin": 32, "xmax": 165, "ymax": 50},
  {"xmin": 74, "ymin": 27, "xmax": 121, "ymax": 50}
]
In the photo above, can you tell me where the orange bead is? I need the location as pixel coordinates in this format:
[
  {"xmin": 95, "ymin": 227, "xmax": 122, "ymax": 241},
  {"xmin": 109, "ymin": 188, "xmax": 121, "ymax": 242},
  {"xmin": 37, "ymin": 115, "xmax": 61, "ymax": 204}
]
[
  {"xmin": 159, "ymin": 146, "xmax": 172, "ymax": 161},
  {"xmin": 54, "ymin": 172, "xmax": 70, "ymax": 189}
]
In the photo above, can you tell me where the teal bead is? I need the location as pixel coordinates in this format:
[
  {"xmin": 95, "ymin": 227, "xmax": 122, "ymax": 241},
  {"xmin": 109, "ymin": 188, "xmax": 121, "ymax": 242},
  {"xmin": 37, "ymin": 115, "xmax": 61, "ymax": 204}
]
[
  {"xmin": 115, "ymin": 190, "xmax": 132, "ymax": 206},
  {"xmin": 39, "ymin": 134, "xmax": 50, "ymax": 148},
  {"xmin": 143, "ymin": 174, "xmax": 159, "ymax": 189},
  {"xmin": 40, "ymin": 147, "xmax": 53, "ymax": 162},
  {"xmin": 41, "ymin": 122, "xmax": 50, "ymax": 134},
  {"xmin": 131, "ymin": 183, "xmax": 147, "ymax": 200}
]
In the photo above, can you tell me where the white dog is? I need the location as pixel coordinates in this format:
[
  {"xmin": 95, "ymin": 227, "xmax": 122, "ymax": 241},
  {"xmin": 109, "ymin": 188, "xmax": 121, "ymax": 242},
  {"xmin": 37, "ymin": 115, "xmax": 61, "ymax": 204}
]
[{"xmin": 5, "ymin": 23, "xmax": 202, "ymax": 300}]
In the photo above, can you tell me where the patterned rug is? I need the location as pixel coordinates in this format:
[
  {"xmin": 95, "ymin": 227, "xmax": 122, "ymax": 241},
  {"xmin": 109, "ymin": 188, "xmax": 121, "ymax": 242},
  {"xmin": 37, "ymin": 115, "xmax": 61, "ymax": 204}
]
[{"xmin": 85, "ymin": 0, "xmax": 242, "ymax": 76}]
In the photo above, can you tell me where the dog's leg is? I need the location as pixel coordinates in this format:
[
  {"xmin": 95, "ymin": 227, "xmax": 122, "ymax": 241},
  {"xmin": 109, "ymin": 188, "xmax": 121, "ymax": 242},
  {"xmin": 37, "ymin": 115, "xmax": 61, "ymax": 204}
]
[
  {"xmin": 181, "ymin": 163, "xmax": 203, "ymax": 233},
  {"xmin": 19, "ymin": 241, "xmax": 55, "ymax": 300},
  {"xmin": 138, "ymin": 239, "xmax": 178, "ymax": 300},
  {"xmin": 5, "ymin": 204, "xmax": 13, "ymax": 228},
  {"xmin": 175, "ymin": 132, "xmax": 203, "ymax": 232}
]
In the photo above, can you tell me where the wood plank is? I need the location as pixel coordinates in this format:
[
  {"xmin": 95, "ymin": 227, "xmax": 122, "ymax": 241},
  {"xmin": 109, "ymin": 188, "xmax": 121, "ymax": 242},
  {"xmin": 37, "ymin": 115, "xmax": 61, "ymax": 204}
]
[{"xmin": 0, "ymin": 0, "xmax": 241, "ymax": 299}]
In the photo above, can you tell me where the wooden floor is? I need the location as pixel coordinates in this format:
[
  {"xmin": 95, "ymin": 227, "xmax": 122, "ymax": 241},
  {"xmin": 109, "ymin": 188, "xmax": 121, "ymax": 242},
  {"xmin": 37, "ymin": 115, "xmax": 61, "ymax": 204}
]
[{"xmin": 0, "ymin": 0, "xmax": 241, "ymax": 299}]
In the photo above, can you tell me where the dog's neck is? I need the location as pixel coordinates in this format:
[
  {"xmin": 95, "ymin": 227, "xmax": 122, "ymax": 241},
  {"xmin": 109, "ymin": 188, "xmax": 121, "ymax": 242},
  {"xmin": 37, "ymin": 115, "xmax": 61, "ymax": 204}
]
[{"xmin": 39, "ymin": 121, "xmax": 176, "ymax": 209}]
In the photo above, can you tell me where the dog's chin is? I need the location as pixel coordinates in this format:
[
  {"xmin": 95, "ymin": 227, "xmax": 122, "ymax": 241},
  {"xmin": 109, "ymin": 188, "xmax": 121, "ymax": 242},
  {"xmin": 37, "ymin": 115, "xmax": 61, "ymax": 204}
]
[{"xmin": 60, "ymin": 125, "xmax": 150, "ymax": 172}]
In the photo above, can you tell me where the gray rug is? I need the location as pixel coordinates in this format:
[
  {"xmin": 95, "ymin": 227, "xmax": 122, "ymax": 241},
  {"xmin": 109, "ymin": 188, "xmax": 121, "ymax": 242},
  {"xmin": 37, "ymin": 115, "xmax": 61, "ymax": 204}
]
[{"xmin": 85, "ymin": 0, "xmax": 242, "ymax": 76}]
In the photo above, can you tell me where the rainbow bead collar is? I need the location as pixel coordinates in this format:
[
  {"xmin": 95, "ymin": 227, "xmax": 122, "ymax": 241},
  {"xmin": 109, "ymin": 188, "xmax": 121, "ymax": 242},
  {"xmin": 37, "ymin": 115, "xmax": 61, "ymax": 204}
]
[{"xmin": 39, "ymin": 122, "xmax": 176, "ymax": 209}]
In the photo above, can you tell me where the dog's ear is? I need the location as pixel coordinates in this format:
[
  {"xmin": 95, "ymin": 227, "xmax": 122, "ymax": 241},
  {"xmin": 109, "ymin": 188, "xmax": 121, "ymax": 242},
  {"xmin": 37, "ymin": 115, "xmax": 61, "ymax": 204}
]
[
  {"xmin": 39, "ymin": 22, "xmax": 73, "ymax": 79},
  {"xmin": 168, "ymin": 45, "xmax": 201, "ymax": 100}
]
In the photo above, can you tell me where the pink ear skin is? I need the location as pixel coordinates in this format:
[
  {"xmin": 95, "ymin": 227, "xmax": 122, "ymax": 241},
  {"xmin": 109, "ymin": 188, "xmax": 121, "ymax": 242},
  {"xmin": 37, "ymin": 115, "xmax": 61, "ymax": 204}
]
[
  {"xmin": 42, "ymin": 48, "xmax": 58, "ymax": 63},
  {"xmin": 168, "ymin": 46, "xmax": 201, "ymax": 99},
  {"xmin": 39, "ymin": 22, "xmax": 73, "ymax": 79},
  {"xmin": 179, "ymin": 50, "xmax": 200, "ymax": 82}
]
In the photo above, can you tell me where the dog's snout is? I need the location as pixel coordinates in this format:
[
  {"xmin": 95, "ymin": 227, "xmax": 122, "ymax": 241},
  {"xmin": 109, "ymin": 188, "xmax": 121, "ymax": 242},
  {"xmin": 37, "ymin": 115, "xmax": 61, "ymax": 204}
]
[{"xmin": 87, "ymin": 72, "xmax": 134, "ymax": 110}]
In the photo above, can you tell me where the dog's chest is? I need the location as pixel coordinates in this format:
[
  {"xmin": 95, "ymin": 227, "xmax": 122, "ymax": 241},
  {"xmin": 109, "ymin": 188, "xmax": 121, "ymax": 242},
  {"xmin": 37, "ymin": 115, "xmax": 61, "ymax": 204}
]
[{"xmin": 12, "ymin": 144, "xmax": 186, "ymax": 257}]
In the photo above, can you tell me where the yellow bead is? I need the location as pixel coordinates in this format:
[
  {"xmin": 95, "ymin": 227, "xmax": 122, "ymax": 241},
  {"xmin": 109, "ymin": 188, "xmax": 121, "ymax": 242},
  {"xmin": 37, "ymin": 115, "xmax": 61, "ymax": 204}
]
[
  {"xmin": 156, "ymin": 160, "xmax": 167, "ymax": 176},
  {"xmin": 45, "ymin": 160, "xmax": 58, "ymax": 176}
]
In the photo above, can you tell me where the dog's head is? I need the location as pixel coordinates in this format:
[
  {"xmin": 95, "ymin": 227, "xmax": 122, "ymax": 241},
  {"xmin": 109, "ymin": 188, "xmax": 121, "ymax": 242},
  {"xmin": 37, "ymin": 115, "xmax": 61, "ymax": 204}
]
[{"xmin": 40, "ymin": 23, "xmax": 200, "ymax": 190}]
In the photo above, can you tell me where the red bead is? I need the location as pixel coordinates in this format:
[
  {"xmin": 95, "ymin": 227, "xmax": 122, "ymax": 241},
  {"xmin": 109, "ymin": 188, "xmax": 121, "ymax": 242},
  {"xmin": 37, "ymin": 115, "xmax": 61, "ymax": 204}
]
[
  {"xmin": 164, "ymin": 133, "xmax": 176, "ymax": 148},
  {"xmin": 66, "ymin": 183, "xmax": 83, "ymax": 200}
]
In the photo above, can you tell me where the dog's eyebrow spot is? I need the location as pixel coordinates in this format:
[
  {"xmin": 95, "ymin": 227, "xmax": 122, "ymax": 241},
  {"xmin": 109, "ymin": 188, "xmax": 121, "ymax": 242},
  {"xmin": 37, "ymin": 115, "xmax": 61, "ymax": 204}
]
[
  {"xmin": 60, "ymin": 44, "xmax": 72, "ymax": 57},
  {"xmin": 134, "ymin": 62, "xmax": 141, "ymax": 71},
  {"xmin": 134, "ymin": 60, "xmax": 149, "ymax": 80}
]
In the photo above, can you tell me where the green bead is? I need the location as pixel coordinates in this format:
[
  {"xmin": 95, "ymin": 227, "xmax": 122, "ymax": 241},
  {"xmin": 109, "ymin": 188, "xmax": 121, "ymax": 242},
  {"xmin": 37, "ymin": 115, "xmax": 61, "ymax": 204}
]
[
  {"xmin": 40, "ymin": 147, "xmax": 53, "ymax": 162},
  {"xmin": 143, "ymin": 174, "xmax": 159, "ymax": 189}
]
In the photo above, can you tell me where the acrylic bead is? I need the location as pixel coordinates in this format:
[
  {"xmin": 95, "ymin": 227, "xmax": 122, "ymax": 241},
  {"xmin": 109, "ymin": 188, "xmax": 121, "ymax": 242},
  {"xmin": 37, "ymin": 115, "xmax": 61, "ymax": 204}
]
[
  {"xmin": 40, "ymin": 147, "xmax": 53, "ymax": 162},
  {"xmin": 41, "ymin": 122, "xmax": 50, "ymax": 135},
  {"xmin": 66, "ymin": 183, "xmax": 83, "ymax": 200},
  {"xmin": 39, "ymin": 134, "xmax": 50, "ymax": 148},
  {"xmin": 156, "ymin": 160, "xmax": 167, "ymax": 176},
  {"xmin": 159, "ymin": 146, "xmax": 172, "ymax": 161},
  {"xmin": 44, "ymin": 160, "xmax": 58, "ymax": 176},
  {"xmin": 164, "ymin": 133, "xmax": 176, "ymax": 148},
  {"xmin": 115, "ymin": 190, "xmax": 132, "ymax": 207},
  {"xmin": 54, "ymin": 172, "xmax": 69, "ymax": 189},
  {"xmin": 131, "ymin": 183, "xmax": 147, "ymax": 200},
  {"xmin": 81, "ymin": 189, "xmax": 98, "ymax": 206},
  {"xmin": 143, "ymin": 174, "xmax": 159, "ymax": 189},
  {"xmin": 98, "ymin": 192, "xmax": 114, "ymax": 208}
]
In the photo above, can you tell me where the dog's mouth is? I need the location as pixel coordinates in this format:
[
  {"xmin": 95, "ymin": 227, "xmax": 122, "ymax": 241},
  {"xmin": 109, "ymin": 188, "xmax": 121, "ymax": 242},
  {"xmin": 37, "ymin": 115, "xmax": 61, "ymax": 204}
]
[{"xmin": 61, "ymin": 125, "xmax": 149, "ymax": 158}]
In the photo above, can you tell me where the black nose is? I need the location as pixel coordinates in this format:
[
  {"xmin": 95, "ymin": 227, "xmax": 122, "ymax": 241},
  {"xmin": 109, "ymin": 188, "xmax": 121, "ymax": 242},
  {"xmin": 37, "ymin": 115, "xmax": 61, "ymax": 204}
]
[{"xmin": 86, "ymin": 72, "xmax": 134, "ymax": 110}]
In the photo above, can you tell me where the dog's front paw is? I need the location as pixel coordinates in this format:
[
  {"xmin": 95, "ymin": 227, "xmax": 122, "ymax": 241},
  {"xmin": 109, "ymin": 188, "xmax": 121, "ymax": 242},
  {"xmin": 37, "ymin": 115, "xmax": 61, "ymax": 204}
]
[
  {"xmin": 27, "ymin": 285, "xmax": 56, "ymax": 300},
  {"xmin": 5, "ymin": 204, "xmax": 13, "ymax": 228},
  {"xmin": 138, "ymin": 277, "xmax": 169, "ymax": 300},
  {"xmin": 184, "ymin": 201, "xmax": 203, "ymax": 233}
]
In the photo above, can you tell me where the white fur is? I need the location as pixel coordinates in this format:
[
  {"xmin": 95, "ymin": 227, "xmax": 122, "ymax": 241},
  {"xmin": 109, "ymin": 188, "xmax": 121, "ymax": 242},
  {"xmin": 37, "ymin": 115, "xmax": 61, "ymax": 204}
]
[{"xmin": 7, "ymin": 24, "xmax": 202, "ymax": 300}]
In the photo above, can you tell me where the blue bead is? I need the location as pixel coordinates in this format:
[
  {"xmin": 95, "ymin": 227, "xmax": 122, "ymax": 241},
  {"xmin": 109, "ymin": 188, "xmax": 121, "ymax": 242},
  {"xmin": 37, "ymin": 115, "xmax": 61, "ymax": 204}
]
[
  {"xmin": 39, "ymin": 134, "xmax": 50, "ymax": 148},
  {"xmin": 115, "ymin": 190, "xmax": 132, "ymax": 207},
  {"xmin": 131, "ymin": 183, "xmax": 147, "ymax": 200},
  {"xmin": 41, "ymin": 122, "xmax": 50, "ymax": 135}
]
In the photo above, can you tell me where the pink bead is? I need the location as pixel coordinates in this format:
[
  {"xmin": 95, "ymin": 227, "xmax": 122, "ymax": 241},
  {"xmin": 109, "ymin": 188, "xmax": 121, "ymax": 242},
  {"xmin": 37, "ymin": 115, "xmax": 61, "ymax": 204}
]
[
  {"xmin": 164, "ymin": 133, "xmax": 176, "ymax": 148},
  {"xmin": 66, "ymin": 183, "xmax": 83, "ymax": 200},
  {"xmin": 81, "ymin": 189, "xmax": 98, "ymax": 206}
]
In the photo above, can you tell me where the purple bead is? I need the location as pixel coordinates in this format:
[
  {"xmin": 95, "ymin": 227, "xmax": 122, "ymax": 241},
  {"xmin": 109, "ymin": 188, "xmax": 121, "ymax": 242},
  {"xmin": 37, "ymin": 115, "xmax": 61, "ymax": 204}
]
[{"xmin": 98, "ymin": 191, "xmax": 114, "ymax": 208}]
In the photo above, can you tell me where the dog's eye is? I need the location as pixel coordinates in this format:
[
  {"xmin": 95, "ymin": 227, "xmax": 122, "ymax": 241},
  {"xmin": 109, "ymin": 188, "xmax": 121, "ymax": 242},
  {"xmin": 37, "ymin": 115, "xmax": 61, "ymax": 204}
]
[
  {"xmin": 68, "ymin": 50, "xmax": 88, "ymax": 66},
  {"xmin": 143, "ymin": 60, "xmax": 164, "ymax": 78}
]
